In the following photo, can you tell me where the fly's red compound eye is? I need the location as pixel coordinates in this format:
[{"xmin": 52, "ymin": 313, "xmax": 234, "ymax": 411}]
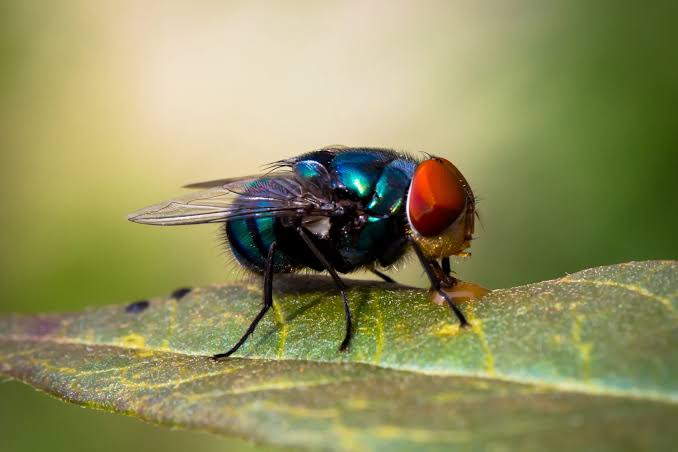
[{"xmin": 407, "ymin": 158, "xmax": 468, "ymax": 236}]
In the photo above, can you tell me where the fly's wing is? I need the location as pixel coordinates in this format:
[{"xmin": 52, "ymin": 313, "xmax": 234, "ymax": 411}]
[
  {"xmin": 128, "ymin": 172, "xmax": 338, "ymax": 226},
  {"xmin": 181, "ymin": 175, "xmax": 268, "ymax": 189}
]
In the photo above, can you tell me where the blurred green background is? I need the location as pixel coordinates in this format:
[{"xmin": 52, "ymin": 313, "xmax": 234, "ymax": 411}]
[{"xmin": 1, "ymin": 1, "xmax": 677, "ymax": 451}]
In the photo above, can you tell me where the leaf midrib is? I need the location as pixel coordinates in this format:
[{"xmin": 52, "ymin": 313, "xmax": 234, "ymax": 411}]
[{"xmin": 2, "ymin": 333, "xmax": 675, "ymax": 406}]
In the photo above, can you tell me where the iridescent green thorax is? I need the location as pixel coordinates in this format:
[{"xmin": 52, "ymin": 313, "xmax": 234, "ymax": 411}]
[
  {"xmin": 329, "ymin": 151, "xmax": 393, "ymax": 199},
  {"xmin": 366, "ymin": 159, "xmax": 416, "ymax": 217}
]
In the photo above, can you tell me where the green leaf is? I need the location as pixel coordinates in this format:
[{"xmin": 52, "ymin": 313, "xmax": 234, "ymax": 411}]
[{"xmin": 1, "ymin": 261, "xmax": 677, "ymax": 451}]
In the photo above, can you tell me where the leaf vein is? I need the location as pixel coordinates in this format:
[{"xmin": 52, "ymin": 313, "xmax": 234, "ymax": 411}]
[{"xmin": 560, "ymin": 278, "xmax": 678, "ymax": 321}]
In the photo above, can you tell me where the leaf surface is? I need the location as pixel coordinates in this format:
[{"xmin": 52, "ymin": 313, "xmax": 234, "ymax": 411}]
[{"xmin": 1, "ymin": 261, "xmax": 677, "ymax": 451}]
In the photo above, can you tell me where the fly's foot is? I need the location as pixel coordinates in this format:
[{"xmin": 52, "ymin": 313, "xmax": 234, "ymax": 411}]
[
  {"xmin": 429, "ymin": 280, "xmax": 490, "ymax": 308},
  {"xmin": 210, "ymin": 352, "xmax": 232, "ymax": 362}
]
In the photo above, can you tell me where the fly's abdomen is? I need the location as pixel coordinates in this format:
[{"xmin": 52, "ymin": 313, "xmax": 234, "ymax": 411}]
[{"xmin": 225, "ymin": 216, "xmax": 296, "ymax": 274}]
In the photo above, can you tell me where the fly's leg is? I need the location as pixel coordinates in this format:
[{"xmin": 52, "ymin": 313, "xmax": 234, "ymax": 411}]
[
  {"xmin": 212, "ymin": 242, "xmax": 277, "ymax": 360},
  {"xmin": 441, "ymin": 257, "xmax": 451, "ymax": 278},
  {"xmin": 298, "ymin": 227, "xmax": 352, "ymax": 351},
  {"xmin": 370, "ymin": 267, "xmax": 396, "ymax": 284},
  {"xmin": 409, "ymin": 238, "xmax": 470, "ymax": 327}
]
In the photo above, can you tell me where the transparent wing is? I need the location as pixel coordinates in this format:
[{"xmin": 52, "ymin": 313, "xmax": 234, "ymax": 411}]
[
  {"xmin": 128, "ymin": 173, "xmax": 338, "ymax": 226},
  {"xmin": 182, "ymin": 175, "xmax": 269, "ymax": 189}
]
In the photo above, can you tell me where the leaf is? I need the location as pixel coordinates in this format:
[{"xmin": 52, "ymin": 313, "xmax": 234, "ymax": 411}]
[{"xmin": 1, "ymin": 261, "xmax": 677, "ymax": 451}]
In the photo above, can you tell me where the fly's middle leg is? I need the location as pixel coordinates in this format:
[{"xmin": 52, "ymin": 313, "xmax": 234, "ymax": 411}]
[{"xmin": 297, "ymin": 227, "xmax": 353, "ymax": 352}]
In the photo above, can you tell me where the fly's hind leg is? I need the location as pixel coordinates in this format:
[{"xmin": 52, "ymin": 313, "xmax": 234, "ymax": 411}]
[
  {"xmin": 409, "ymin": 238, "xmax": 470, "ymax": 327},
  {"xmin": 212, "ymin": 242, "xmax": 277, "ymax": 360},
  {"xmin": 297, "ymin": 227, "xmax": 352, "ymax": 351}
]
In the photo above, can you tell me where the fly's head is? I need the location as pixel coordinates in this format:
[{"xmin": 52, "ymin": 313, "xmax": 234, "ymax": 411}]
[{"xmin": 406, "ymin": 157, "xmax": 476, "ymax": 259}]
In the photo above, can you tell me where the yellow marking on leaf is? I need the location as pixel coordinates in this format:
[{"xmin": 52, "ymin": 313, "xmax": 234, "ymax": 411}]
[
  {"xmin": 120, "ymin": 367, "xmax": 237, "ymax": 390},
  {"xmin": 571, "ymin": 313, "xmax": 592, "ymax": 382},
  {"xmin": 369, "ymin": 424, "xmax": 469, "ymax": 443},
  {"xmin": 372, "ymin": 299, "xmax": 385, "ymax": 364},
  {"xmin": 467, "ymin": 313, "xmax": 495, "ymax": 376},
  {"xmin": 561, "ymin": 278, "xmax": 678, "ymax": 321},
  {"xmin": 346, "ymin": 398, "xmax": 368, "ymax": 410},
  {"xmin": 434, "ymin": 391, "xmax": 463, "ymax": 402},
  {"xmin": 161, "ymin": 298, "xmax": 178, "ymax": 349},
  {"xmin": 26, "ymin": 360, "xmax": 155, "ymax": 380},
  {"xmin": 29, "ymin": 357, "xmax": 79, "ymax": 375},
  {"xmin": 0, "ymin": 345, "xmax": 44, "ymax": 362},
  {"xmin": 271, "ymin": 299, "xmax": 287, "ymax": 358},
  {"xmin": 76, "ymin": 361, "xmax": 154, "ymax": 377},
  {"xmin": 119, "ymin": 333, "xmax": 146, "ymax": 349},
  {"xmin": 328, "ymin": 423, "xmax": 362, "ymax": 452},
  {"xmin": 184, "ymin": 376, "xmax": 360, "ymax": 401},
  {"xmin": 0, "ymin": 335, "xmax": 196, "ymax": 356},
  {"xmin": 469, "ymin": 380, "xmax": 490, "ymax": 390},
  {"xmin": 244, "ymin": 282, "xmax": 263, "ymax": 294},
  {"xmin": 82, "ymin": 329, "xmax": 96, "ymax": 343},
  {"xmin": 435, "ymin": 323, "xmax": 461, "ymax": 337},
  {"xmin": 259, "ymin": 400, "xmax": 339, "ymax": 419}
]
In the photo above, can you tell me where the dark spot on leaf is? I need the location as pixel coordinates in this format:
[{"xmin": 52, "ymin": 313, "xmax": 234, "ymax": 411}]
[
  {"xmin": 125, "ymin": 300, "xmax": 150, "ymax": 313},
  {"xmin": 171, "ymin": 287, "xmax": 192, "ymax": 300}
]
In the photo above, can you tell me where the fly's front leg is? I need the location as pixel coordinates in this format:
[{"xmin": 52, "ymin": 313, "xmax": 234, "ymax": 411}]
[
  {"xmin": 441, "ymin": 257, "xmax": 452, "ymax": 279},
  {"xmin": 409, "ymin": 238, "xmax": 470, "ymax": 327}
]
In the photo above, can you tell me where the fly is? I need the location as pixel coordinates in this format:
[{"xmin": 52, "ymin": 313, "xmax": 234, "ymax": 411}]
[{"xmin": 128, "ymin": 146, "xmax": 481, "ymax": 359}]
